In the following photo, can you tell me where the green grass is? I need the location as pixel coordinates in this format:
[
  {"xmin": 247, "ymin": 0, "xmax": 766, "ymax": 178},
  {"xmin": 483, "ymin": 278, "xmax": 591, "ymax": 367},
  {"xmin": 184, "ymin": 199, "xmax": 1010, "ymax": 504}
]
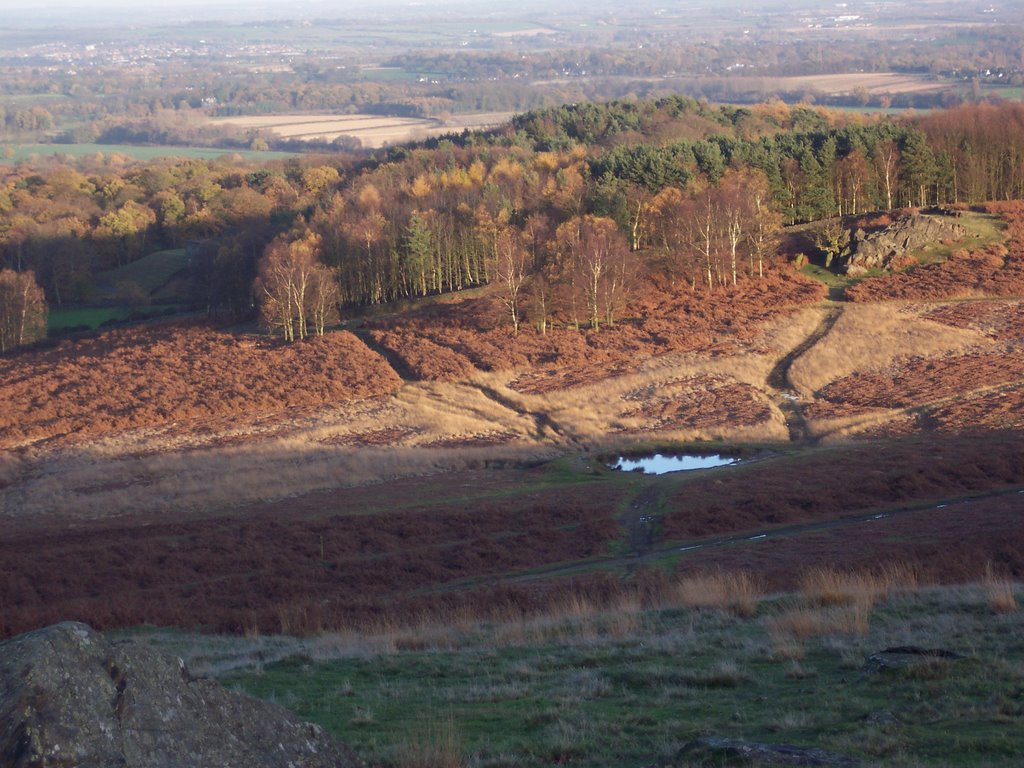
[
  {"xmin": 121, "ymin": 581, "xmax": 1024, "ymax": 768},
  {"xmin": 1, "ymin": 143, "xmax": 297, "ymax": 164},
  {"xmin": 910, "ymin": 211, "xmax": 1006, "ymax": 264},
  {"xmin": 982, "ymin": 85, "xmax": 1024, "ymax": 101},
  {"xmin": 47, "ymin": 249, "xmax": 192, "ymax": 332},
  {"xmin": 94, "ymin": 249, "xmax": 189, "ymax": 299},
  {"xmin": 359, "ymin": 67, "xmax": 430, "ymax": 82},
  {"xmin": 799, "ymin": 263, "xmax": 868, "ymax": 300},
  {"xmin": 48, "ymin": 304, "xmax": 178, "ymax": 332}
]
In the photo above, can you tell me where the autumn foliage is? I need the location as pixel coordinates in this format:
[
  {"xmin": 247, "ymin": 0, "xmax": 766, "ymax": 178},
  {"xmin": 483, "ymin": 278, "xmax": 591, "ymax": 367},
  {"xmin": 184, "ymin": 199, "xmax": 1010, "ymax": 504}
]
[
  {"xmin": 368, "ymin": 269, "xmax": 826, "ymax": 389},
  {"xmin": 0, "ymin": 323, "xmax": 401, "ymax": 447}
]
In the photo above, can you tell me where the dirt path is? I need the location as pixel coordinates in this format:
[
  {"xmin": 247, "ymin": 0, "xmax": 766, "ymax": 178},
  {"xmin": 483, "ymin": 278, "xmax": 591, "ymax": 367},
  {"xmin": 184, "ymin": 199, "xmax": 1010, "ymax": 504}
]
[
  {"xmin": 478, "ymin": 482, "xmax": 1024, "ymax": 588},
  {"xmin": 620, "ymin": 485, "xmax": 662, "ymax": 560},
  {"xmin": 352, "ymin": 329, "xmax": 416, "ymax": 381},
  {"xmin": 468, "ymin": 382, "xmax": 573, "ymax": 444},
  {"xmin": 766, "ymin": 304, "xmax": 843, "ymax": 441}
]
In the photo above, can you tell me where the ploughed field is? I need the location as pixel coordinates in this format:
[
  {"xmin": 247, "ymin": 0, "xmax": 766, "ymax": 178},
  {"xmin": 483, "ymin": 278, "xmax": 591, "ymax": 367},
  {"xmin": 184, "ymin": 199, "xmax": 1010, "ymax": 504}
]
[
  {"xmin": 208, "ymin": 112, "xmax": 514, "ymax": 149},
  {"xmin": 2, "ymin": 203, "xmax": 1024, "ymax": 638}
]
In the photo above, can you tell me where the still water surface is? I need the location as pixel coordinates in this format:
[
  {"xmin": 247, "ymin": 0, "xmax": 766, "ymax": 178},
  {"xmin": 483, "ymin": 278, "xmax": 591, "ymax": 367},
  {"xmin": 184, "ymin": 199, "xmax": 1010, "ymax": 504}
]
[{"xmin": 610, "ymin": 453, "xmax": 739, "ymax": 475}]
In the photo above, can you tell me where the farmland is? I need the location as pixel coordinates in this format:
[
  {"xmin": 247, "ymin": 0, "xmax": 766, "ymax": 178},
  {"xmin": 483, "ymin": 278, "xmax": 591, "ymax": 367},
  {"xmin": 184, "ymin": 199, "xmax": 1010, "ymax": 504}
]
[
  {"xmin": 209, "ymin": 112, "xmax": 515, "ymax": 148},
  {"xmin": 767, "ymin": 73, "xmax": 948, "ymax": 98},
  {"xmin": 0, "ymin": 143, "xmax": 296, "ymax": 164}
]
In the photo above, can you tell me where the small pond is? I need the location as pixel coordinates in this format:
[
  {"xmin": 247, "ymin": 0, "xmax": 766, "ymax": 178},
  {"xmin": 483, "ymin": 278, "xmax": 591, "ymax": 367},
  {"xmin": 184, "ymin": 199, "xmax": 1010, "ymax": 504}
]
[{"xmin": 609, "ymin": 453, "xmax": 740, "ymax": 475}]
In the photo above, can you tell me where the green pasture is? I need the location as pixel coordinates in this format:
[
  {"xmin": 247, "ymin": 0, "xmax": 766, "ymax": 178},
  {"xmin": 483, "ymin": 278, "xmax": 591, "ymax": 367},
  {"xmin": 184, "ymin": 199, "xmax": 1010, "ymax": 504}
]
[
  {"xmin": 93, "ymin": 248, "xmax": 189, "ymax": 300},
  {"xmin": 47, "ymin": 304, "xmax": 179, "ymax": 332}
]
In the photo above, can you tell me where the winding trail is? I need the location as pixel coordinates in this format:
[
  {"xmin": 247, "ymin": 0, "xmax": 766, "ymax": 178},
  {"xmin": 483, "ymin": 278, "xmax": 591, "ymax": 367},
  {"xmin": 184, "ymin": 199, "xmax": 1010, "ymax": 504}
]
[
  {"xmin": 478, "ymin": 483, "xmax": 1024, "ymax": 588},
  {"xmin": 620, "ymin": 485, "xmax": 662, "ymax": 561},
  {"xmin": 766, "ymin": 304, "xmax": 843, "ymax": 442},
  {"xmin": 468, "ymin": 382, "xmax": 574, "ymax": 445},
  {"xmin": 352, "ymin": 329, "xmax": 417, "ymax": 382}
]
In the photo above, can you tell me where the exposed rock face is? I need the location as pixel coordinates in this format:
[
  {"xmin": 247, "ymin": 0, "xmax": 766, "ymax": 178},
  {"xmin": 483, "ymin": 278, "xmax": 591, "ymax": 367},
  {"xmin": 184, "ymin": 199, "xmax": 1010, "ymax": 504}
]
[
  {"xmin": 841, "ymin": 213, "xmax": 967, "ymax": 276},
  {"xmin": 0, "ymin": 622, "xmax": 360, "ymax": 768}
]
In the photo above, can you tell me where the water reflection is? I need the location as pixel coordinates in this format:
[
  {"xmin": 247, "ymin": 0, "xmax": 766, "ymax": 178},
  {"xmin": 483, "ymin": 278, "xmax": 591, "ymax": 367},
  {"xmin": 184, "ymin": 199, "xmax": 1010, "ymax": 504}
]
[{"xmin": 610, "ymin": 453, "xmax": 739, "ymax": 475}]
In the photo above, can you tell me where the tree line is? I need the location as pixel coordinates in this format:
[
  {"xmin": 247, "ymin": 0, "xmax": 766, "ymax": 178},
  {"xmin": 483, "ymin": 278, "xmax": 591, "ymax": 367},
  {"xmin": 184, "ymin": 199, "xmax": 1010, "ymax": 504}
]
[{"xmin": 3, "ymin": 99, "xmax": 1024, "ymax": 348}]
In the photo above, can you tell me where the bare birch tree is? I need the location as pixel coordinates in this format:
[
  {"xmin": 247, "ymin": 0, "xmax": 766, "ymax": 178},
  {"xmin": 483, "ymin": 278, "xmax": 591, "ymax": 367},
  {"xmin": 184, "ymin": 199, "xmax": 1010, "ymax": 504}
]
[
  {"xmin": 0, "ymin": 269, "xmax": 47, "ymax": 353},
  {"xmin": 256, "ymin": 233, "xmax": 338, "ymax": 342},
  {"xmin": 490, "ymin": 227, "xmax": 530, "ymax": 335}
]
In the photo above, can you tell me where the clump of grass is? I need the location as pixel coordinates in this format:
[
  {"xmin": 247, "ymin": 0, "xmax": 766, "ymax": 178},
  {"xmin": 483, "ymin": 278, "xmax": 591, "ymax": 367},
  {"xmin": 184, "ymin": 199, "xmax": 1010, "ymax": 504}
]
[
  {"xmin": 784, "ymin": 661, "xmax": 816, "ymax": 679},
  {"xmin": 350, "ymin": 705, "xmax": 375, "ymax": 726},
  {"xmin": 983, "ymin": 562, "xmax": 1018, "ymax": 614},
  {"xmin": 798, "ymin": 563, "xmax": 918, "ymax": 609},
  {"xmin": 671, "ymin": 570, "xmax": 765, "ymax": 617},
  {"xmin": 683, "ymin": 660, "xmax": 749, "ymax": 689},
  {"xmin": 768, "ymin": 603, "xmax": 873, "ymax": 641},
  {"xmin": 395, "ymin": 716, "xmax": 464, "ymax": 768},
  {"xmin": 765, "ymin": 564, "xmax": 918, "ymax": 656}
]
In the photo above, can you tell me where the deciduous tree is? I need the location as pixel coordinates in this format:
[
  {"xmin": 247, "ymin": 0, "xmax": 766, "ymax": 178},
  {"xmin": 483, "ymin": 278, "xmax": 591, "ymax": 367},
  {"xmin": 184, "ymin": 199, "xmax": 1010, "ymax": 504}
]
[
  {"xmin": 256, "ymin": 233, "xmax": 338, "ymax": 342},
  {"xmin": 490, "ymin": 227, "xmax": 530, "ymax": 335},
  {"xmin": 0, "ymin": 269, "xmax": 47, "ymax": 353}
]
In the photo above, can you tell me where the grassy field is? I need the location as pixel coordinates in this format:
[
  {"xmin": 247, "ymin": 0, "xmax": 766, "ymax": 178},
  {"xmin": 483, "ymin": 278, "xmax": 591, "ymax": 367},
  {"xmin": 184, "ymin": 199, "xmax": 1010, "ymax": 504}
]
[
  {"xmin": 48, "ymin": 304, "xmax": 179, "ymax": 332},
  {"xmin": 773, "ymin": 72, "xmax": 948, "ymax": 97},
  {"xmin": 46, "ymin": 248, "xmax": 191, "ymax": 332},
  {"xmin": 982, "ymin": 85, "xmax": 1024, "ymax": 101},
  {"xmin": 210, "ymin": 112, "xmax": 514, "ymax": 149},
  {"xmin": 1, "ymin": 143, "xmax": 297, "ymax": 164},
  {"xmin": 93, "ymin": 248, "xmax": 188, "ymax": 299},
  {"xmin": 125, "ymin": 575, "xmax": 1024, "ymax": 768}
]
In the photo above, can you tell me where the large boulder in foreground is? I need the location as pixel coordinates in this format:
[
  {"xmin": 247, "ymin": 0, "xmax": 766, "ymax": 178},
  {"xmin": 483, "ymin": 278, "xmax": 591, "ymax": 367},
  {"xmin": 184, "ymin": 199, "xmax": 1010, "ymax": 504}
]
[{"xmin": 0, "ymin": 622, "xmax": 360, "ymax": 768}]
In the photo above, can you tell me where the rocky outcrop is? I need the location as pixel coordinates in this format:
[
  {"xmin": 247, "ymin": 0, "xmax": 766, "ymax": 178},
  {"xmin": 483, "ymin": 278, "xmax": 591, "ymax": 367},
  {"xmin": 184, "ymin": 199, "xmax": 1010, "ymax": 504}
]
[
  {"xmin": 676, "ymin": 736, "xmax": 862, "ymax": 766},
  {"xmin": 0, "ymin": 622, "xmax": 360, "ymax": 768},
  {"xmin": 841, "ymin": 213, "xmax": 967, "ymax": 276},
  {"xmin": 861, "ymin": 645, "xmax": 965, "ymax": 675}
]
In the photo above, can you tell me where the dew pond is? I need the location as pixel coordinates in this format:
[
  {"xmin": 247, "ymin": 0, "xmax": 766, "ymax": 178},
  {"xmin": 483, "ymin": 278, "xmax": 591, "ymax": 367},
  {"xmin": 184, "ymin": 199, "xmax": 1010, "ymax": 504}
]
[{"xmin": 608, "ymin": 452, "xmax": 741, "ymax": 475}]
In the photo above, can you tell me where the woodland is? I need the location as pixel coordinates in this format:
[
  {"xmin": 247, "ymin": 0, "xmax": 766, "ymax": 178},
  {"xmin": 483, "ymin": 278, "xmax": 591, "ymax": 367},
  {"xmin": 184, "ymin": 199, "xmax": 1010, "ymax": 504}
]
[{"xmin": 4, "ymin": 99, "xmax": 1024, "ymax": 347}]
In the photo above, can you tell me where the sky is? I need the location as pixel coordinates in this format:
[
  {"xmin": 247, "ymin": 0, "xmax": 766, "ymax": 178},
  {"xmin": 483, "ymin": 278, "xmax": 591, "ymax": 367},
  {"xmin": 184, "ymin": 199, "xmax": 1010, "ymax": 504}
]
[
  {"xmin": 3, "ymin": 0, "xmax": 491, "ymax": 24},
  {"xmin": 6, "ymin": 0, "xmax": 447, "ymax": 7},
  {"xmin": 1, "ymin": 0, "xmax": 408, "ymax": 27}
]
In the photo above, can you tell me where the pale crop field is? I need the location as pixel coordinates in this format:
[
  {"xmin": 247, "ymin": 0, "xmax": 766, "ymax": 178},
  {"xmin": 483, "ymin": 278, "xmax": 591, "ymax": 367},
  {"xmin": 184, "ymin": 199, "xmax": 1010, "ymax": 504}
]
[
  {"xmin": 773, "ymin": 72, "xmax": 947, "ymax": 96},
  {"xmin": 210, "ymin": 112, "xmax": 514, "ymax": 148}
]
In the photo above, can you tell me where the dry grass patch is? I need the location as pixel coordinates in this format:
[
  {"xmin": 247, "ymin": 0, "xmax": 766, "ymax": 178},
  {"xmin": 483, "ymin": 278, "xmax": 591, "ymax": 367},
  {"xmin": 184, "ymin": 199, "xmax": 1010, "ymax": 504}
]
[
  {"xmin": 788, "ymin": 302, "xmax": 986, "ymax": 396},
  {"xmin": 799, "ymin": 563, "xmax": 919, "ymax": 608},
  {"xmin": 395, "ymin": 717, "xmax": 464, "ymax": 768},
  {"xmin": 670, "ymin": 571, "xmax": 765, "ymax": 617},
  {"xmin": 769, "ymin": 603, "xmax": 873, "ymax": 639},
  {"xmin": 766, "ymin": 563, "xmax": 920, "ymax": 658},
  {"xmin": 983, "ymin": 563, "xmax": 1019, "ymax": 615}
]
